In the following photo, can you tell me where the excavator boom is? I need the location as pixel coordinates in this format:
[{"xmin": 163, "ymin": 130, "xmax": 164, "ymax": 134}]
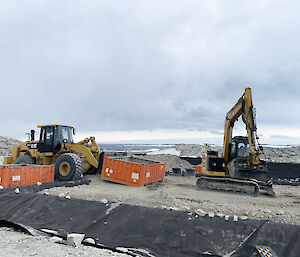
[{"xmin": 223, "ymin": 88, "xmax": 261, "ymax": 164}]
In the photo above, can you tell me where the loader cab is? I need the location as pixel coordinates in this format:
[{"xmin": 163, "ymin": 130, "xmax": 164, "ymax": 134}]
[
  {"xmin": 230, "ymin": 136, "xmax": 250, "ymax": 160},
  {"xmin": 37, "ymin": 125, "xmax": 74, "ymax": 153}
]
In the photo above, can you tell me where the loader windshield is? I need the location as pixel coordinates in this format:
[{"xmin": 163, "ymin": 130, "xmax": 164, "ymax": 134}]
[{"xmin": 59, "ymin": 126, "xmax": 73, "ymax": 143}]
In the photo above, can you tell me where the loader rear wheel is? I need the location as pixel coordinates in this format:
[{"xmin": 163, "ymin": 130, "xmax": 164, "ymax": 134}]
[
  {"xmin": 15, "ymin": 155, "xmax": 34, "ymax": 165},
  {"xmin": 55, "ymin": 153, "xmax": 83, "ymax": 181}
]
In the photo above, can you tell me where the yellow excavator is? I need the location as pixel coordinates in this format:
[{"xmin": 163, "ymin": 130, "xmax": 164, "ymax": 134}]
[
  {"xmin": 3, "ymin": 124, "xmax": 104, "ymax": 181},
  {"xmin": 197, "ymin": 88, "xmax": 274, "ymax": 195}
]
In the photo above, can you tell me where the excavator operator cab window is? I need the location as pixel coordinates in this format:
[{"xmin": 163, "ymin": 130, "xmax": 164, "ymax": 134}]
[
  {"xmin": 230, "ymin": 143, "xmax": 237, "ymax": 158},
  {"xmin": 237, "ymin": 142, "xmax": 250, "ymax": 157}
]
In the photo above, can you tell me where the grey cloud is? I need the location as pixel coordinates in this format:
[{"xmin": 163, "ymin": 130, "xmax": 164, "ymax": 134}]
[
  {"xmin": 270, "ymin": 135, "xmax": 293, "ymax": 139},
  {"xmin": 0, "ymin": 1, "xmax": 300, "ymax": 143}
]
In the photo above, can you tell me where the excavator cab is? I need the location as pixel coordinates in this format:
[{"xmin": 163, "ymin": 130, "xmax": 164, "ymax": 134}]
[
  {"xmin": 230, "ymin": 136, "xmax": 250, "ymax": 160},
  {"xmin": 37, "ymin": 125, "xmax": 74, "ymax": 153}
]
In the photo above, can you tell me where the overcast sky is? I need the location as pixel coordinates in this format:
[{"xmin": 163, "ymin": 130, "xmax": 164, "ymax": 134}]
[{"xmin": 1, "ymin": 1, "xmax": 300, "ymax": 145}]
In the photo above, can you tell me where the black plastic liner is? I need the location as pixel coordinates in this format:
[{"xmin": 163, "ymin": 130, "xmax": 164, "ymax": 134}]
[
  {"xmin": 180, "ymin": 157, "xmax": 202, "ymax": 165},
  {"xmin": 0, "ymin": 190, "xmax": 299, "ymax": 257},
  {"xmin": 267, "ymin": 162, "xmax": 300, "ymax": 179},
  {"xmin": 267, "ymin": 162, "xmax": 300, "ymax": 185},
  {"xmin": 1, "ymin": 179, "xmax": 91, "ymax": 193}
]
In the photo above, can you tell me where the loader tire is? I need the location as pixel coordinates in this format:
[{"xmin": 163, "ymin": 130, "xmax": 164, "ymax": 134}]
[
  {"xmin": 15, "ymin": 155, "xmax": 34, "ymax": 165},
  {"xmin": 55, "ymin": 153, "xmax": 83, "ymax": 181}
]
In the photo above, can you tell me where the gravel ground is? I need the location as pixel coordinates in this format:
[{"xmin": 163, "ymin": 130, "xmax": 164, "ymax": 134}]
[
  {"xmin": 0, "ymin": 227, "xmax": 130, "ymax": 257},
  {"xmin": 43, "ymin": 175, "xmax": 300, "ymax": 225}
]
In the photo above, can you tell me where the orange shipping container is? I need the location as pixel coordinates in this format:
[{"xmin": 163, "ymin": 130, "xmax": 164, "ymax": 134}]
[
  {"xmin": 101, "ymin": 156, "xmax": 165, "ymax": 187},
  {"xmin": 0, "ymin": 165, "xmax": 54, "ymax": 188}
]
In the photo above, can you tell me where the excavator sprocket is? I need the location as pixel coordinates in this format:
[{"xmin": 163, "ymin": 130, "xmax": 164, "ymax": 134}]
[{"xmin": 196, "ymin": 176, "xmax": 260, "ymax": 195}]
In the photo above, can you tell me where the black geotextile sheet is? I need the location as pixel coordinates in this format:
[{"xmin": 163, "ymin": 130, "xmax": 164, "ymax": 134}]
[
  {"xmin": 170, "ymin": 162, "xmax": 300, "ymax": 184},
  {"xmin": 0, "ymin": 190, "xmax": 299, "ymax": 257},
  {"xmin": 267, "ymin": 162, "xmax": 300, "ymax": 185}
]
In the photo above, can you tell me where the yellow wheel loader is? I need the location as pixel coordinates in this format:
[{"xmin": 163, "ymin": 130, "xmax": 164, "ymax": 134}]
[
  {"xmin": 3, "ymin": 125, "xmax": 104, "ymax": 181},
  {"xmin": 196, "ymin": 88, "xmax": 275, "ymax": 196}
]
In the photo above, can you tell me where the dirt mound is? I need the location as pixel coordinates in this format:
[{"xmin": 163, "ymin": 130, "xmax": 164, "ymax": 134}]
[
  {"xmin": 174, "ymin": 144, "xmax": 223, "ymax": 157},
  {"xmin": 173, "ymin": 144, "xmax": 300, "ymax": 163},
  {"xmin": 135, "ymin": 154, "xmax": 193, "ymax": 171},
  {"xmin": 0, "ymin": 136, "xmax": 22, "ymax": 156}
]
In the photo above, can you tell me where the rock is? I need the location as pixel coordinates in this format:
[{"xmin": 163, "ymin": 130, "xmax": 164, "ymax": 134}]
[
  {"xmin": 224, "ymin": 215, "xmax": 230, "ymax": 221},
  {"xmin": 240, "ymin": 216, "xmax": 248, "ymax": 220},
  {"xmin": 100, "ymin": 199, "xmax": 108, "ymax": 204},
  {"xmin": 208, "ymin": 212, "xmax": 214, "ymax": 218},
  {"xmin": 116, "ymin": 247, "xmax": 128, "ymax": 253},
  {"xmin": 83, "ymin": 238, "xmax": 96, "ymax": 244},
  {"xmin": 67, "ymin": 233, "xmax": 85, "ymax": 247},
  {"xmin": 58, "ymin": 193, "xmax": 65, "ymax": 198},
  {"xmin": 36, "ymin": 182, "xmax": 42, "ymax": 186},
  {"xmin": 195, "ymin": 208, "xmax": 206, "ymax": 217},
  {"xmin": 14, "ymin": 188, "xmax": 20, "ymax": 194},
  {"xmin": 49, "ymin": 236, "xmax": 63, "ymax": 243},
  {"xmin": 233, "ymin": 215, "xmax": 238, "ymax": 222},
  {"xmin": 40, "ymin": 229, "xmax": 60, "ymax": 236}
]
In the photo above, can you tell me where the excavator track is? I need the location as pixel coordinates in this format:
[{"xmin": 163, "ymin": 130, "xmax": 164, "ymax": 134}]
[{"xmin": 196, "ymin": 176, "xmax": 260, "ymax": 195}]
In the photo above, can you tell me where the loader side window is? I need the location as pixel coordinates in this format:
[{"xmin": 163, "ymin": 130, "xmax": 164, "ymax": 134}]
[
  {"xmin": 39, "ymin": 127, "xmax": 53, "ymax": 144},
  {"xmin": 40, "ymin": 128, "xmax": 46, "ymax": 143},
  {"xmin": 45, "ymin": 127, "xmax": 53, "ymax": 144},
  {"xmin": 38, "ymin": 126, "xmax": 54, "ymax": 153}
]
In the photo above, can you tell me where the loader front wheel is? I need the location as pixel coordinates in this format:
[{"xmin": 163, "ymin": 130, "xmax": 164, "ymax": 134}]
[{"xmin": 55, "ymin": 153, "xmax": 83, "ymax": 181}]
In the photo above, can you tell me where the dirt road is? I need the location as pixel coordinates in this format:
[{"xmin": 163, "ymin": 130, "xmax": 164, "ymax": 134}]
[{"xmin": 43, "ymin": 175, "xmax": 300, "ymax": 225}]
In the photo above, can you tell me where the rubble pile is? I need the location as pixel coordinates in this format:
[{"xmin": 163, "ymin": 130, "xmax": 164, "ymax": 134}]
[
  {"xmin": 173, "ymin": 144, "xmax": 300, "ymax": 163},
  {"xmin": 0, "ymin": 136, "xmax": 22, "ymax": 156},
  {"xmin": 137, "ymin": 154, "xmax": 193, "ymax": 171}
]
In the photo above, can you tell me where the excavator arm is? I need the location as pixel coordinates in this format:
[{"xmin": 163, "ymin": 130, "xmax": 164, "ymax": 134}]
[{"xmin": 223, "ymin": 87, "xmax": 261, "ymax": 165}]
